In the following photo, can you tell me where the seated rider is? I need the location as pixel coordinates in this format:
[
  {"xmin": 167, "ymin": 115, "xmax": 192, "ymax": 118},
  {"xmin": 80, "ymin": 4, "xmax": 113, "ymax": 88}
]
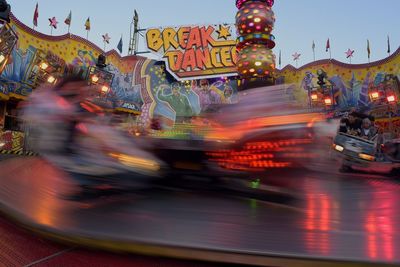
[
  {"xmin": 359, "ymin": 118, "xmax": 377, "ymax": 140},
  {"xmin": 53, "ymin": 76, "xmax": 92, "ymax": 154},
  {"xmin": 339, "ymin": 112, "xmax": 362, "ymax": 135}
]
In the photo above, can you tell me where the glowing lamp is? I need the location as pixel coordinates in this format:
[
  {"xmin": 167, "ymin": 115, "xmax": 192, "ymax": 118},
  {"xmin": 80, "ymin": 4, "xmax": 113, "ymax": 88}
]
[
  {"xmin": 40, "ymin": 62, "xmax": 49, "ymax": 70},
  {"xmin": 91, "ymin": 75, "xmax": 99, "ymax": 83},
  {"xmin": 311, "ymin": 93, "xmax": 318, "ymax": 101},
  {"xmin": 387, "ymin": 95, "xmax": 396, "ymax": 103},
  {"xmin": 236, "ymin": 1, "xmax": 275, "ymax": 42},
  {"xmin": 369, "ymin": 91, "xmax": 379, "ymax": 100},
  {"xmin": 101, "ymin": 85, "xmax": 110, "ymax": 94},
  {"xmin": 237, "ymin": 44, "xmax": 275, "ymax": 79},
  {"xmin": 324, "ymin": 98, "xmax": 333, "ymax": 106},
  {"xmin": 0, "ymin": 54, "xmax": 5, "ymax": 64},
  {"xmin": 47, "ymin": 76, "xmax": 56, "ymax": 84}
]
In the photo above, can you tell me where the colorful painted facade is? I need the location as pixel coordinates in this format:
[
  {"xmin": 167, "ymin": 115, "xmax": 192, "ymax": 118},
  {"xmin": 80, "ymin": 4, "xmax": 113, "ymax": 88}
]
[
  {"xmin": 0, "ymin": 13, "xmax": 238, "ymax": 152},
  {"xmin": 276, "ymin": 48, "xmax": 400, "ymax": 111}
]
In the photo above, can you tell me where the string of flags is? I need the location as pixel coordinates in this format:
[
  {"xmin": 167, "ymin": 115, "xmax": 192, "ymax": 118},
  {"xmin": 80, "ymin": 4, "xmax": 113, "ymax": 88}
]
[{"xmin": 31, "ymin": 3, "xmax": 123, "ymax": 54}]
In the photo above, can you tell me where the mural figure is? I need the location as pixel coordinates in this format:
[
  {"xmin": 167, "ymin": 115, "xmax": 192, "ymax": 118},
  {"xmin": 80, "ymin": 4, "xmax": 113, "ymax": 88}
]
[
  {"xmin": 157, "ymin": 82, "xmax": 193, "ymax": 123},
  {"xmin": 301, "ymin": 71, "xmax": 315, "ymax": 92},
  {"xmin": 192, "ymin": 79, "xmax": 222, "ymax": 112},
  {"xmin": 72, "ymin": 50, "xmax": 96, "ymax": 77}
]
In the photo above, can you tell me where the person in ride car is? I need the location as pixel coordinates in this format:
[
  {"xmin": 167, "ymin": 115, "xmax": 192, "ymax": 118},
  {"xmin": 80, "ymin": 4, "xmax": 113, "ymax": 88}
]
[
  {"xmin": 339, "ymin": 112, "xmax": 362, "ymax": 135},
  {"xmin": 359, "ymin": 118, "xmax": 377, "ymax": 140}
]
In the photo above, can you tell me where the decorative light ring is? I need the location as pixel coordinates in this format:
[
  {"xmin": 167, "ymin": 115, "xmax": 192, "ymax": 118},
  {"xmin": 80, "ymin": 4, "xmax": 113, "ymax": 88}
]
[
  {"xmin": 237, "ymin": 44, "xmax": 276, "ymax": 79},
  {"xmin": 236, "ymin": 0, "xmax": 274, "ymax": 9},
  {"xmin": 235, "ymin": 2, "xmax": 275, "ymax": 37},
  {"xmin": 237, "ymin": 34, "xmax": 276, "ymax": 50}
]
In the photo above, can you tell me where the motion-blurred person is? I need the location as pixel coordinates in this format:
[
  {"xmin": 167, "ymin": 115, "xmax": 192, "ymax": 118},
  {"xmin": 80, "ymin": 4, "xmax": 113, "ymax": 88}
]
[{"xmin": 359, "ymin": 118, "xmax": 377, "ymax": 140}]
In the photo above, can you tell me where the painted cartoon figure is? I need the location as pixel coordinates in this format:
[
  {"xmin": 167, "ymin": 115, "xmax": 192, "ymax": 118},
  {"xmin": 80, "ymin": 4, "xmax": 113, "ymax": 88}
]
[
  {"xmin": 301, "ymin": 71, "xmax": 314, "ymax": 91},
  {"xmin": 157, "ymin": 82, "xmax": 193, "ymax": 123},
  {"xmin": 72, "ymin": 50, "xmax": 96, "ymax": 76},
  {"xmin": 223, "ymin": 85, "xmax": 234, "ymax": 104},
  {"xmin": 192, "ymin": 79, "xmax": 222, "ymax": 112}
]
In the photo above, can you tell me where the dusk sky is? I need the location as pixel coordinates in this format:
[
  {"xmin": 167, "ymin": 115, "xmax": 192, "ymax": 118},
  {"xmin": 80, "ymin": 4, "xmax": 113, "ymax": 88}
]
[{"xmin": 7, "ymin": 0, "xmax": 400, "ymax": 67}]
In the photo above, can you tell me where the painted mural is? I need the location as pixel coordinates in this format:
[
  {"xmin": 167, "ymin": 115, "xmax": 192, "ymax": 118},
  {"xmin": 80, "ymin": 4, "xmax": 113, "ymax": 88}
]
[
  {"xmin": 0, "ymin": 13, "xmax": 238, "ymax": 140},
  {"xmin": 277, "ymin": 48, "xmax": 400, "ymax": 114}
]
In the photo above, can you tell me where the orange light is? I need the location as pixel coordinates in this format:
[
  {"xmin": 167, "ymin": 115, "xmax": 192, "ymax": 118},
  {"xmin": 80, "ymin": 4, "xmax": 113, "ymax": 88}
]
[
  {"xmin": 324, "ymin": 98, "xmax": 332, "ymax": 106},
  {"xmin": 370, "ymin": 91, "xmax": 379, "ymax": 100},
  {"xmin": 40, "ymin": 62, "xmax": 49, "ymax": 70},
  {"xmin": 101, "ymin": 86, "xmax": 109, "ymax": 93},
  {"xmin": 387, "ymin": 95, "xmax": 396, "ymax": 103},
  {"xmin": 47, "ymin": 76, "xmax": 56, "ymax": 84},
  {"xmin": 311, "ymin": 94, "xmax": 318, "ymax": 101},
  {"xmin": 91, "ymin": 75, "xmax": 99, "ymax": 83},
  {"xmin": 0, "ymin": 54, "xmax": 6, "ymax": 64}
]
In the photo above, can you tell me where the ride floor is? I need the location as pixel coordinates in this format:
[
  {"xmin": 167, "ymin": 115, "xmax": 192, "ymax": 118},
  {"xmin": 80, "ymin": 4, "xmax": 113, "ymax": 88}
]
[{"xmin": 0, "ymin": 157, "xmax": 400, "ymax": 267}]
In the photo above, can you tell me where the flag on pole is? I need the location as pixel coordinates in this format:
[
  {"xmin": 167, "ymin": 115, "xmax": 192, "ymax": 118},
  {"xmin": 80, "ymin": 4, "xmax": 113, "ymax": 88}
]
[
  {"xmin": 33, "ymin": 3, "xmax": 39, "ymax": 27},
  {"xmin": 85, "ymin": 17, "xmax": 91, "ymax": 31},
  {"xmin": 278, "ymin": 50, "xmax": 282, "ymax": 67},
  {"xmin": 325, "ymin": 38, "xmax": 330, "ymax": 52},
  {"xmin": 117, "ymin": 36, "xmax": 123, "ymax": 54},
  {"xmin": 64, "ymin": 11, "xmax": 72, "ymax": 26},
  {"xmin": 387, "ymin": 35, "xmax": 391, "ymax": 54},
  {"xmin": 367, "ymin": 39, "xmax": 371, "ymax": 60},
  {"xmin": 312, "ymin": 40, "xmax": 316, "ymax": 61}
]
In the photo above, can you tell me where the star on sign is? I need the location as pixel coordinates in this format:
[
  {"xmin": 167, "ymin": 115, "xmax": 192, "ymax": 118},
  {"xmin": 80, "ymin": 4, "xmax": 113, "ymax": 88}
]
[
  {"xmin": 102, "ymin": 33, "xmax": 111, "ymax": 44},
  {"xmin": 216, "ymin": 25, "xmax": 232, "ymax": 40},
  {"xmin": 48, "ymin": 17, "xmax": 58, "ymax": 29},
  {"xmin": 345, "ymin": 49, "xmax": 355, "ymax": 58},
  {"xmin": 292, "ymin": 52, "xmax": 301, "ymax": 61}
]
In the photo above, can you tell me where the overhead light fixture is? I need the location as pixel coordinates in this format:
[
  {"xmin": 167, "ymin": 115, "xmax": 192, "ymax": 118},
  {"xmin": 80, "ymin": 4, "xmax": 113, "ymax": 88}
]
[
  {"xmin": 40, "ymin": 62, "xmax": 49, "ymax": 70},
  {"xmin": 324, "ymin": 98, "xmax": 332, "ymax": 106},
  {"xmin": 91, "ymin": 75, "xmax": 99, "ymax": 83},
  {"xmin": 101, "ymin": 85, "xmax": 109, "ymax": 93},
  {"xmin": 311, "ymin": 93, "xmax": 318, "ymax": 101},
  {"xmin": 47, "ymin": 75, "xmax": 56, "ymax": 84},
  {"xmin": 387, "ymin": 95, "xmax": 396, "ymax": 103},
  {"xmin": 369, "ymin": 91, "xmax": 379, "ymax": 100}
]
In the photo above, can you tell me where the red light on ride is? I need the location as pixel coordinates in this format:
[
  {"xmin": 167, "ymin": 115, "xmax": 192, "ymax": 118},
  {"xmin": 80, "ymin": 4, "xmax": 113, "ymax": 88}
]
[
  {"xmin": 324, "ymin": 98, "xmax": 333, "ymax": 106},
  {"xmin": 387, "ymin": 95, "xmax": 396, "ymax": 103}
]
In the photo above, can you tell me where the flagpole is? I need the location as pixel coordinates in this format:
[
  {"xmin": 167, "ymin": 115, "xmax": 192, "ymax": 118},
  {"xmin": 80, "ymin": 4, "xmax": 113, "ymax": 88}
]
[
  {"xmin": 50, "ymin": 27, "xmax": 53, "ymax": 36},
  {"xmin": 68, "ymin": 25, "xmax": 70, "ymax": 34},
  {"xmin": 86, "ymin": 30, "xmax": 89, "ymax": 40},
  {"xmin": 313, "ymin": 48, "xmax": 315, "ymax": 62}
]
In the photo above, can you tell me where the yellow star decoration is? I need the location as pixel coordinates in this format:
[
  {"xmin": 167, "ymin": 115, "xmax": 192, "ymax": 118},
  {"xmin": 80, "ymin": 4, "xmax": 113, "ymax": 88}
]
[{"xmin": 216, "ymin": 25, "xmax": 232, "ymax": 40}]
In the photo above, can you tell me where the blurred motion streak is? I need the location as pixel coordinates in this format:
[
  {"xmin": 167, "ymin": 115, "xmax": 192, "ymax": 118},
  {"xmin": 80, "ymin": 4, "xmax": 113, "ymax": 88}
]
[{"xmin": 365, "ymin": 181, "xmax": 395, "ymax": 261}]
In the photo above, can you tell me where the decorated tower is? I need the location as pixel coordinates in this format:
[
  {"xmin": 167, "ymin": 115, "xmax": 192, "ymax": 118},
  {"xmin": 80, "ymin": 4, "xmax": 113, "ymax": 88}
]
[{"xmin": 235, "ymin": 0, "xmax": 276, "ymax": 87}]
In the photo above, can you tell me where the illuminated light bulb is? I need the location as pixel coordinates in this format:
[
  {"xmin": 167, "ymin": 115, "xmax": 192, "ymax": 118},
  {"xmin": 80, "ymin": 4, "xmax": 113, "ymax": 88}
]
[
  {"xmin": 255, "ymin": 61, "xmax": 262, "ymax": 66},
  {"xmin": 311, "ymin": 94, "xmax": 318, "ymax": 101},
  {"xmin": 91, "ymin": 75, "xmax": 99, "ymax": 83},
  {"xmin": 249, "ymin": 68, "xmax": 255, "ymax": 73},
  {"xmin": 101, "ymin": 85, "xmax": 110, "ymax": 93},
  {"xmin": 324, "ymin": 98, "xmax": 332, "ymax": 106},
  {"xmin": 40, "ymin": 62, "xmax": 49, "ymax": 70},
  {"xmin": 47, "ymin": 76, "xmax": 56, "ymax": 84},
  {"xmin": 254, "ymin": 18, "xmax": 261, "ymax": 23},
  {"xmin": 387, "ymin": 95, "xmax": 396, "ymax": 103},
  {"xmin": 0, "ymin": 54, "xmax": 5, "ymax": 63},
  {"xmin": 369, "ymin": 91, "xmax": 379, "ymax": 100}
]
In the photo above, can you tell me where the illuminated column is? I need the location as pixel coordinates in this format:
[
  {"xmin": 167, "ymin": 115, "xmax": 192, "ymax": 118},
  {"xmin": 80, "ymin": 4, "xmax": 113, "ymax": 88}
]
[{"xmin": 235, "ymin": 0, "xmax": 276, "ymax": 82}]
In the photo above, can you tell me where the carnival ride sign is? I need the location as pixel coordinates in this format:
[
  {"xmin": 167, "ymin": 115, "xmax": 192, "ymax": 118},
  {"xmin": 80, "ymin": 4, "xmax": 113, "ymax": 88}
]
[{"xmin": 146, "ymin": 24, "xmax": 237, "ymax": 81}]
